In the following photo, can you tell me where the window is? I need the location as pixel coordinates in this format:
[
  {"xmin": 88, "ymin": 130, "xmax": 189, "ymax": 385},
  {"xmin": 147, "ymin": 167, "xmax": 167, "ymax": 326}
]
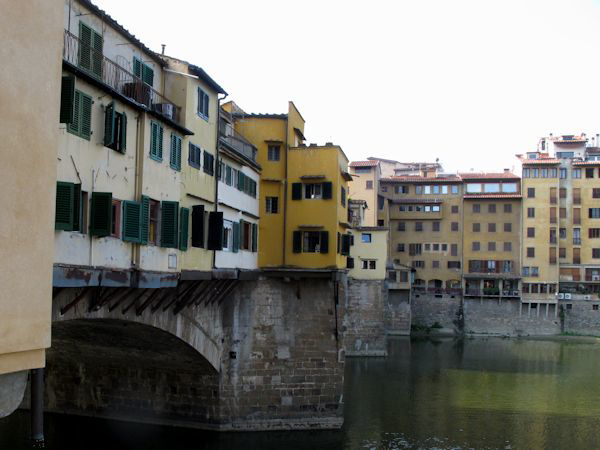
[
  {"xmin": 587, "ymin": 168, "xmax": 595, "ymax": 179},
  {"xmin": 488, "ymin": 204, "xmax": 496, "ymax": 213},
  {"xmin": 527, "ymin": 208, "xmax": 535, "ymax": 218},
  {"xmin": 527, "ymin": 188, "xmax": 535, "ymax": 198},
  {"xmin": 451, "ymin": 244, "xmax": 458, "ymax": 256},
  {"xmin": 433, "ymin": 243, "xmax": 440, "ymax": 251},
  {"xmin": 79, "ymin": 22, "xmax": 103, "ymax": 78},
  {"xmin": 240, "ymin": 220, "xmax": 252, "ymax": 251},
  {"xmin": 541, "ymin": 168, "xmax": 548, "ymax": 178},
  {"xmin": 452, "ymin": 205, "xmax": 459, "ymax": 213},
  {"xmin": 504, "ymin": 223, "xmax": 512, "ymax": 232},
  {"xmin": 448, "ymin": 261, "xmax": 461, "ymax": 269},
  {"xmin": 412, "ymin": 260, "xmax": 425, "ymax": 268},
  {"xmin": 574, "ymin": 247, "xmax": 581, "ymax": 264},
  {"xmin": 133, "ymin": 56, "xmax": 154, "ymax": 87},
  {"xmin": 298, "ymin": 231, "xmax": 328, "ymax": 253},
  {"xmin": 467, "ymin": 183, "xmax": 482, "ymax": 193},
  {"xmin": 502, "ymin": 183, "xmax": 517, "ymax": 193},
  {"xmin": 488, "ymin": 223, "xmax": 496, "ymax": 232},
  {"xmin": 268, "ymin": 145, "xmax": 280, "ymax": 161},
  {"xmin": 203, "ymin": 151, "xmax": 215, "ymax": 175},
  {"xmin": 432, "ymin": 222, "xmax": 440, "ymax": 232},
  {"xmin": 560, "ymin": 168, "xmax": 567, "ymax": 179},
  {"xmin": 473, "ymin": 204, "xmax": 481, "ymax": 213},
  {"xmin": 503, "ymin": 260, "xmax": 513, "ymax": 273},
  {"xmin": 590, "ymin": 208, "xmax": 600, "ymax": 219},
  {"xmin": 111, "ymin": 199, "xmax": 121, "ymax": 238},
  {"xmin": 560, "ymin": 207, "xmax": 567, "ymax": 219},
  {"xmin": 305, "ymin": 183, "xmax": 323, "ymax": 199},
  {"xmin": 590, "ymin": 228, "xmax": 600, "ymax": 238},
  {"xmin": 527, "ymin": 247, "xmax": 535, "ymax": 258},
  {"xmin": 504, "ymin": 242, "xmax": 512, "ymax": 252},
  {"xmin": 148, "ymin": 199, "xmax": 160, "ymax": 245},
  {"xmin": 472, "ymin": 241, "xmax": 480, "ymax": 251},
  {"xmin": 55, "ymin": 182, "xmax": 86, "ymax": 232},
  {"xmin": 197, "ymin": 87, "xmax": 209, "ymax": 119},
  {"xmin": 266, "ymin": 196, "xmax": 279, "ymax": 214},
  {"xmin": 559, "ymin": 247, "xmax": 566, "ymax": 258},
  {"xmin": 488, "ymin": 242, "xmax": 496, "ymax": 251},
  {"xmin": 362, "ymin": 260, "xmax": 377, "ymax": 270},
  {"xmin": 397, "ymin": 222, "xmax": 405, "ymax": 231},
  {"xmin": 222, "ymin": 220, "xmax": 233, "ymax": 251},
  {"xmin": 484, "ymin": 183, "xmax": 500, "ymax": 193},
  {"xmin": 415, "ymin": 222, "xmax": 423, "ymax": 232},
  {"xmin": 366, "ymin": 180, "xmax": 373, "ymax": 190},
  {"xmin": 103, "ymin": 102, "xmax": 127, "ymax": 153},
  {"xmin": 594, "ymin": 188, "xmax": 600, "ymax": 199},
  {"xmin": 361, "ymin": 233, "xmax": 372, "ymax": 243},
  {"xmin": 409, "ymin": 243, "xmax": 422, "ymax": 255},
  {"xmin": 424, "ymin": 243, "xmax": 431, "ymax": 251},
  {"xmin": 442, "ymin": 186, "xmax": 448, "ymax": 194},
  {"xmin": 424, "ymin": 186, "xmax": 431, "ymax": 194},
  {"xmin": 432, "ymin": 260, "xmax": 440, "ymax": 268},
  {"xmin": 504, "ymin": 204, "xmax": 512, "ymax": 213},
  {"xmin": 522, "ymin": 267, "xmax": 529, "ymax": 276},
  {"xmin": 66, "ymin": 90, "xmax": 93, "ymax": 140},
  {"xmin": 188, "ymin": 143, "xmax": 201, "ymax": 169},
  {"xmin": 533, "ymin": 168, "xmax": 539, "ymax": 178},
  {"xmin": 560, "ymin": 188, "xmax": 567, "ymax": 199},
  {"xmin": 341, "ymin": 187, "xmax": 346, "ymax": 207},
  {"xmin": 451, "ymin": 222, "xmax": 459, "ymax": 231},
  {"xmin": 573, "ymin": 168, "xmax": 582, "ymax": 179},
  {"xmin": 523, "ymin": 168, "xmax": 530, "ymax": 178},
  {"xmin": 469, "ymin": 260, "xmax": 482, "ymax": 273},
  {"xmin": 473, "ymin": 223, "xmax": 480, "ymax": 232},
  {"xmin": 451, "ymin": 185, "xmax": 459, "ymax": 194},
  {"xmin": 415, "ymin": 186, "xmax": 422, "ymax": 194},
  {"xmin": 400, "ymin": 271, "xmax": 408, "ymax": 282},
  {"xmin": 397, "ymin": 243, "xmax": 405, "ymax": 252},
  {"xmin": 593, "ymin": 249, "xmax": 600, "ymax": 259},
  {"xmin": 150, "ymin": 121, "xmax": 163, "ymax": 161},
  {"xmin": 527, "ymin": 227, "xmax": 535, "ymax": 238},
  {"xmin": 381, "ymin": 186, "xmax": 388, "ymax": 192},
  {"xmin": 169, "ymin": 133, "xmax": 182, "ymax": 171}
]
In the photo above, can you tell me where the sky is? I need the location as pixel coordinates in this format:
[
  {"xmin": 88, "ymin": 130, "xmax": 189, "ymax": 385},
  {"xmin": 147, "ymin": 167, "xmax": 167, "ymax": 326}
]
[{"xmin": 94, "ymin": 0, "xmax": 600, "ymax": 173}]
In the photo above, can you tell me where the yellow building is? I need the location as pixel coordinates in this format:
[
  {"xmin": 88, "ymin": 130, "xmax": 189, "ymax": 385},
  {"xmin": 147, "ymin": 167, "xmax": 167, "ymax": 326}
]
[
  {"xmin": 226, "ymin": 102, "xmax": 350, "ymax": 269},
  {"xmin": 347, "ymin": 200, "xmax": 388, "ymax": 279},
  {"xmin": 459, "ymin": 173, "xmax": 522, "ymax": 300},
  {"xmin": 0, "ymin": 0, "xmax": 63, "ymax": 416},
  {"xmin": 348, "ymin": 161, "xmax": 381, "ymax": 227}
]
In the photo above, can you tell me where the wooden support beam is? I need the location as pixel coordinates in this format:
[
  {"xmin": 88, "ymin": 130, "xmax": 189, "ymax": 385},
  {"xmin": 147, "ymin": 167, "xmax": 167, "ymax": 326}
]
[
  {"xmin": 135, "ymin": 288, "xmax": 162, "ymax": 316},
  {"xmin": 194, "ymin": 280, "xmax": 217, "ymax": 306},
  {"xmin": 60, "ymin": 287, "xmax": 92, "ymax": 315},
  {"xmin": 107, "ymin": 287, "xmax": 134, "ymax": 312},
  {"xmin": 204, "ymin": 280, "xmax": 229, "ymax": 305},
  {"xmin": 122, "ymin": 288, "xmax": 149, "ymax": 314},
  {"xmin": 88, "ymin": 287, "xmax": 115, "ymax": 312},
  {"xmin": 214, "ymin": 280, "xmax": 239, "ymax": 305},
  {"xmin": 163, "ymin": 281, "xmax": 197, "ymax": 312},
  {"xmin": 209, "ymin": 279, "xmax": 232, "ymax": 305},
  {"xmin": 173, "ymin": 281, "xmax": 205, "ymax": 315},
  {"xmin": 150, "ymin": 288, "xmax": 175, "ymax": 313},
  {"xmin": 52, "ymin": 287, "xmax": 63, "ymax": 299}
]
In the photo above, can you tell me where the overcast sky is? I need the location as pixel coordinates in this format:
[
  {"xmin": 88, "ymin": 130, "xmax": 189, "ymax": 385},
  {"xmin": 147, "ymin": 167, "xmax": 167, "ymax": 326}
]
[{"xmin": 95, "ymin": 0, "xmax": 600, "ymax": 173}]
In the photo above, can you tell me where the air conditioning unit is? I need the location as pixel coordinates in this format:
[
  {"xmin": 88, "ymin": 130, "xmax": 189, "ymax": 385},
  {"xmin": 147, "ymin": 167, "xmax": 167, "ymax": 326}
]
[
  {"xmin": 564, "ymin": 293, "xmax": 572, "ymax": 300},
  {"xmin": 557, "ymin": 293, "xmax": 565, "ymax": 299},
  {"xmin": 513, "ymin": 291, "xmax": 520, "ymax": 296},
  {"xmin": 503, "ymin": 290, "xmax": 510, "ymax": 296},
  {"xmin": 153, "ymin": 103, "xmax": 175, "ymax": 120},
  {"xmin": 584, "ymin": 295, "xmax": 591, "ymax": 300},
  {"xmin": 593, "ymin": 275, "xmax": 600, "ymax": 281}
]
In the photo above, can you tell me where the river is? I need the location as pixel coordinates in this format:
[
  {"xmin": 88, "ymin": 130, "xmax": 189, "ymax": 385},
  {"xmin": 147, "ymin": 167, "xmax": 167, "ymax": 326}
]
[{"xmin": 2, "ymin": 336, "xmax": 600, "ymax": 449}]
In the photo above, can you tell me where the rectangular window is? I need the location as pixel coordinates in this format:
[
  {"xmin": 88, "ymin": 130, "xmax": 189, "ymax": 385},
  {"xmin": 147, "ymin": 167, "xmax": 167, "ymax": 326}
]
[
  {"xmin": 593, "ymin": 188, "xmax": 600, "ymax": 199},
  {"xmin": 573, "ymin": 168, "xmax": 582, "ymax": 179},
  {"xmin": 527, "ymin": 227, "xmax": 535, "ymax": 238},
  {"xmin": 415, "ymin": 222, "xmax": 423, "ymax": 232},
  {"xmin": 504, "ymin": 222, "xmax": 512, "ymax": 232},
  {"xmin": 504, "ymin": 204, "xmax": 512, "ymax": 213},
  {"xmin": 268, "ymin": 145, "xmax": 281, "ymax": 161},
  {"xmin": 409, "ymin": 243, "xmax": 423, "ymax": 255},
  {"xmin": 366, "ymin": 180, "xmax": 373, "ymax": 190},
  {"xmin": 432, "ymin": 222, "xmax": 440, "ymax": 232},
  {"xmin": 484, "ymin": 183, "xmax": 500, "ymax": 193},
  {"xmin": 527, "ymin": 247, "xmax": 535, "ymax": 258},
  {"xmin": 590, "ymin": 228, "xmax": 600, "ymax": 238},
  {"xmin": 502, "ymin": 183, "xmax": 517, "ymax": 193},
  {"xmin": 550, "ymin": 187, "xmax": 557, "ymax": 204},
  {"xmin": 67, "ymin": 90, "xmax": 93, "ymax": 140},
  {"xmin": 593, "ymin": 249, "xmax": 600, "ymax": 259},
  {"xmin": 451, "ymin": 244, "xmax": 458, "ymax": 256},
  {"xmin": 448, "ymin": 261, "xmax": 461, "ymax": 269},
  {"xmin": 488, "ymin": 204, "xmax": 496, "ymax": 213},
  {"xmin": 527, "ymin": 208, "xmax": 535, "ymax": 218},
  {"xmin": 148, "ymin": 200, "xmax": 160, "ymax": 245},
  {"xmin": 488, "ymin": 242, "xmax": 496, "ymax": 251},
  {"xmin": 560, "ymin": 207, "xmax": 566, "ymax": 219},
  {"xmin": 301, "ymin": 231, "xmax": 328, "ymax": 253},
  {"xmin": 415, "ymin": 186, "xmax": 422, "ymax": 194},
  {"xmin": 472, "ymin": 241, "xmax": 480, "ymax": 251},
  {"xmin": 361, "ymin": 233, "xmax": 372, "ymax": 243},
  {"xmin": 451, "ymin": 222, "xmax": 459, "ymax": 231},
  {"xmin": 110, "ymin": 199, "xmax": 121, "ymax": 238},
  {"xmin": 451, "ymin": 185, "xmax": 459, "ymax": 194},
  {"xmin": 266, "ymin": 196, "xmax": 279, "ymax": 214},
  {"xmin": 559, "ymin": 247, "xmax": 566, "ymax": 258},
  {"xmin": 573, "ymin": 188, "xmax": 581, "ymax": 205},
  {"xmin": 150, "ymin": 121, "xmax": 163, "ymax": 161},
  {"xmin": 504, "ymin": 242, "xmax": 512, "ymax": 252},
  {"xmin": 397, "ymin": 243, "xmax": 405, "ymax": 252},
  {"xmin": 574, "ymin": 208, "xmax": 581, "ymax": 225},
  {"xmin": 467, "ymin": 183, "xmax": 482, "ymax": 193},
  {"xmin": 488, "ymin": 223, "xmax": 496, "ymax": 232},
  {"xmin": 169, "ymin": 133, "xmax": 182, "ymax": 171},
  {"xmin": 397, "ymin": 221, "xmax": 405, "ymax": 231},
  {"xmin": 452, "ymin": 205, "xmax": 459, "ymax": 213},
  {"xmin": 560, "ymin": 228, "xmax": 567, "ymax": 239},
  {"xmin": 341, "ymin": 187, "xmax": 346, "ymax": 207},
  {"xmin": 527, "ymin": 187, "xmax": 535, "ymax": 198},
  {"xmin": 424, "ymin": 186, "xmax": 431, "ymax": 194},
  {"xmin": 412, "ymin": 261, "xmax": 425, "ymax": 268},
  {"xmin": 587, "ymin": 168, "xmax": 595, "ymax": 178},
  {"xmin": 589, "ymin": 208, "xmax": 600, "ymax": 219},
  {"xmin": 133, "ymin": 56, "xmax": 154, "ymax": 87},
  {"xmin": 305, "ymin": 183, "xmax": 323, "ymax": 199},
  {"xmin": 473, "ymin": 223, "xmax": 480, "ymax": 232},
  {"xmin": 197, "ymin": 87, "xmax": 209, "ymax": 118},
  {"xmin": 533, "ymin": 168, "xmax": 539, "ymax": 178},
  {"xmin": 222, "ymin": 220, "xmax": 233, "ymax": 251},
  {"xmin": 203, "ymin": 151, "xmax": 215, "ymax": 175},
  {"xmin": 188, "ymin": 143, "xmax": 201, "ymax": 169},
  {"xmin": 432, "ymin": 260, "xmax": 440, "ymax": 269},
  {"xmin": 574, "ymin": 247, "xmax": 581, "ymax": 264},
  {"xmin": 560, "ymin": 168, "xmax": 567, "ymax": 179},
  {"xmin": 442, "ymin": 186, "xmax": 448, "ymax": 194},
  {"xmin": 523, "ymin": 168, "xmax": 530, "ymax": 178},
  {"xmin": 473, "ymin": 204, "xmax": 481, "ymax": 213},
  {"xmin": 541, "ymin": 168, "xmax": 548, "ymax": 178},
  {"xmin": 560, "ymin": 188, "xmax": 567, "ymax": 199},
  {"xmin": 103, "ymin": 102, "xmax": 127, "ymax": 153},
  {"xmin": 79, "ymin": 22, "xmax": 103, "ymax": 78}
]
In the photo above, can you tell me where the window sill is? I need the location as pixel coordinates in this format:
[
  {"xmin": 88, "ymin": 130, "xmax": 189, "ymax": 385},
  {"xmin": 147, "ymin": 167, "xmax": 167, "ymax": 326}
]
[
  {"xmin": 197, "ymin": 113, "xmax": 209, "ymax": 122},
  {"xmin": 149, "ymin": 154, "xmax": 163, "ymax": 163}
]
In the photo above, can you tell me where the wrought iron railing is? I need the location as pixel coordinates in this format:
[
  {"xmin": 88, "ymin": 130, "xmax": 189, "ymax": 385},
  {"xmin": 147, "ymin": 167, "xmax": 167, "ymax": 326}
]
[
  {"xmin": 63, "ymin": 30, "xmax": 181, "ymax": 125},
  {"xmin": 219, "ymin": 125, "xmax": 257, "ymax": 162}
]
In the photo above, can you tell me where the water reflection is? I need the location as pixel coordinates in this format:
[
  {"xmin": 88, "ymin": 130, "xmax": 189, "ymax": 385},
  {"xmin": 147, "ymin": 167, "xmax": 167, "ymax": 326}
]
[{"xmin": 3, "ymin": 337, "xmax": 600, "ymax": 449}]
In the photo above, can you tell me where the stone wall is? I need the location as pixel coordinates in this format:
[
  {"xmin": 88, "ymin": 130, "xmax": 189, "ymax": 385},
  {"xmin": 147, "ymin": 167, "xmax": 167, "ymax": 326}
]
[
  {"xmin": 411, "ymin": 293, "xmax": 462, "ymax": 334},
  {"xmin": 386, "ymin": 289, "xmax": 411, "ymax": 335},
  {"xmin": 343, "ymin": 279, "xmax": 387, "ymax": 356},
  {"xmin": 563, "ymin": 300, "xmax": 600, "ymax": 336}
]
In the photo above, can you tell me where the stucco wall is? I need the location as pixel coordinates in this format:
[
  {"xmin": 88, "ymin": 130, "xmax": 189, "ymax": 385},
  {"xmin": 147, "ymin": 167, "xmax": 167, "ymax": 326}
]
[{"xmin": 348, "ymin": 229, "xmax": 387, "ymax": 279}]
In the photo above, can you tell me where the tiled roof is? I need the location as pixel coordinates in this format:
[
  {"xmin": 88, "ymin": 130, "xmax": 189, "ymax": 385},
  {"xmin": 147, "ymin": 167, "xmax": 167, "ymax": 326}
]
[
  {"xmin": 390, "ymin": 198, "xmax": 443, "ymax": 204},
  {"xmin": 459, "ymin": 172, "xmax": 520, "ymax": 179},
  {"xmin": 350, "ymin": 160, "xmax": 379, "ymax": 167},
  {"xmin": 232, "ymin": 113, "xmax": 287, "ymax": 119},
  {"xmin": 573, "ymin": 161, "xmax": 600, "ymax": 165},
  {"xmin": 381, "ymin": 176, "xmax": 461, "ymax": 183},
  {"xmin": 464, "ymin": 194, "xmax": 522, "ymax": 199},
  {"xmin": 520, "ymin": 159, "xmax": 560, "ymax": 165}
]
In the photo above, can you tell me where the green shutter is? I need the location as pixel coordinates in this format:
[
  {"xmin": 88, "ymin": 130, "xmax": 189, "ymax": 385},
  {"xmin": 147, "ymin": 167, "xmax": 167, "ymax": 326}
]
[
  {"xmin": 140, "ymin": 195, "xmax": 149, "ymax": 245},
  {"xmin": 170, "ymin": 134, "xmax": 176, "ymax": 168},
  {"xmin": 160, "ymin": 201, "xmax": 179, "ymax": 248},
  {"xmin": 179, "ymin": 207, "xmax": 189, "ymax": 251},
  {"xmin": 89, "ymin": 192, "xmax": 112, "ymax": 236},
  {"xmin": 120, "ymin": 112, "xmax": 127, "ymax": 153},
  {"xmin": 133, "ymin": 57, "xmax": 142, "ymax": 78},
  {"xmin": 91, "ymin": 29, "xmax": 103, "ymax": 78},
  {"xmin": 67, "ymin": 91, "xmax": 81, "ymax": 135},
  {"xmin": 122, "ymin": 201, "xmax": 141, "ymax": 243},
  {"xmin": 170, "ymin": 134, "xmax": 181, "ymax": 170},
  {"xmin": 78, "ymin": 22, "xmax": 92, "ymax": 71},
  {"xmin": 142, "ymin": 64, "xmax": 154, "ymax": 87},
  {"xmin": 60, "ymin": 76, "xmax": 75, "ymax": 124},
  {"xmin": 252, "ymin": 223, "xmax": 258, "ymax": 252},
  {"xmin": 237, "ymin": 171, "xmax": 243, "ymax": 190},
  {"xmin": 80, "ymin": 93, "xmax": 92, "ymax": 140},
  {"xmin": 226, "ymin": 166, "xmax": 232, "ymax": 184},
  {"xmin": 55, "ymin": 182, "xmax": 74, "ymax": 231},
  {"xmin": 150, "ymin": 122, "xmax": 157, "ymax": 158},
  {"xmin": 239, "ymin": 220, "xmax": 246, "ymax": 250},
  {"xmin": 176, "ymin": 136, "xmax": 182, "ymax": 170},
  {"xmin": 72, "ymin": 184, "xmax": 81, "ymax": 232},
  {"xmin": 104, "ymin": 102, "xmax": 115, "ymax": 147},
  {"xmin": 158, "ymin": 124, "xmax": 163, "ymax": 159},
  {"xmin": 232, "ymin": 222, "xmax": 240, "ymax": 253},
  {"xmin": 293, "ymin": 231, "xmax": 302, "ymax": 253}
]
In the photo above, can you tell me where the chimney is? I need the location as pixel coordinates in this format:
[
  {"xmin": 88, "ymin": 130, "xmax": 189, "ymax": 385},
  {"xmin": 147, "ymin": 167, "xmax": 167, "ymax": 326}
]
[
  {"xmin": 504, "ymin": 168, "xmax": 510, "ymax": 173},
  {"xmin": 161, "ymin": 44, "xmax": 166, "ymax": 55}
]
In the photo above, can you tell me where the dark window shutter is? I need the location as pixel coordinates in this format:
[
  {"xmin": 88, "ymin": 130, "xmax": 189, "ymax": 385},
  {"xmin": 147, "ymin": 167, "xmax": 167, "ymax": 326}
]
[
  {"xmin": 72, "ymin": 184, "xmax": 81, "ymax": 231},
  {"xmin": 323, "ymin": 182, "xmax": 333, "ymax": 199},
  {"xmin": 337, "ymin": 232, "xmax": 340, "ymax": 254},
  {"xmin": 122, "ymin": 200, "xmax": 141, "ymax": 243},
  {"xmin": 341, "ymin": 234, "xmax": 350, "ymax": 256},
  {"xmin": 179, "ymin": 207, "xmax": 189, "ymax": 251},
  {"xmin": 142, "ymin": 64, "xmax": 154, "ymax": 87},
  {"xmin": 140, "ymin": 195, "xmax": 149, "ymax": 245},
  {"xmin": 237, "ymin": 171, "xmax": 243, "ymax": 191},
  {"xmin": 170, "ymin": 134, "xmax": 177, "ymax": 169},
  {"xmin": 191, "ymin": 205, "xmax": 205, "ymax": 248},
  {"xmin": 176, "ymin": 137, "xmax": 182, "ymax": 170},
  {"xmin": 292, "ymin": 183, "xmax": 302, "ymax": 200},
  {"xmin": 252, "ymin": 223, "xmax": 258, "ymax": 252},
  {"xmin": 55, "ymin": 182, "xmax": 74, "ymax": 230},
  {"xmin": 207, "ymin": 211, "xmax": 224, "ymax": 250},
  {"xmin": 91, "ymin": 30, "xmax": 103, "ymax": 78},
  {"xmin": 293, "ymin": 231, "xmax": 302, "ymax": 253},
  {"xmin": 89, "ymin": 192, "xmax": 112, "ymax": 236},
  {"xmin": 350, "ymin": 234, "xmax": 355, "ymax": 246},
  {"xmin": 133, "ymin": 57, "xmax": 142, "ymax": 78},
  {"xmin": 239, "ymin": 220, "xmax": 245, "ymax": 249},
  {"xmin": 68, "ymin": 91, "xmax": 81, "ymax": 135},
  {"xmin": 160, "ymin": 201, "xmax": 179, "ymax": 248},
  {"xmin": 60, "ymin": 75, "xmax": 75, "ymax": 123},
  {"xmin": 347, "ymin": 257, "xmax": 355, "ymax": 269},
  {"xmin": 120, "ymin": 112, "xmax": 127, "ymax": 153},
  {"xmin": 320, "ymin": 231, "xmax": 329, "ymax": 253},
  {"xmin": 158, "ymin": 125, "xmax": 163, "ymax": 159},
  {"xmin": 78, "ymin": 22, "xmax": 92, "ymax": 71},
  {"xmin": 80, "ymin": 93, "xmax": 92, "ymax": 140},
  {"xmin": 104, "ymin": 101, "xmax": 115, "ymax": 147},
  {"xmin": 232, "ymin": 222, "xmax": 240, "ymax": 253}
]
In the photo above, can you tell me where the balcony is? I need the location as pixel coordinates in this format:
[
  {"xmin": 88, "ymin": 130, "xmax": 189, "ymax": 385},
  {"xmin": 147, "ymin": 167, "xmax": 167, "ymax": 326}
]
[
  {"xmin": 573, "ymin": 238, "xmax": 582, "ymax": 245},
  {"xmin": 219, "ymin": 125, "xmax": 257, "ymax": 162},
  {"xmin": 63, "ymin": 30, "xmax": 181, "ymax": 125}
]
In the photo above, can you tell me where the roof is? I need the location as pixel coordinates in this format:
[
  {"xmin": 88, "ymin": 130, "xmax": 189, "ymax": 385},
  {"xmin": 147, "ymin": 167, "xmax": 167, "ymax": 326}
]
[
  {"xmin": 459, "ymin": 172, "xmax": 520, "ymax": 180},
  {"xmin": 381, "ymin": 176, "xmax": 461, "ymax": 183},
  {"xmin": 389, "ymin": 198, "xmax": 444, "ymax": 204},
  {"xmin": 232, "ymin": 113, "xmax": 287, "ymax": 119},
  {"xmin": 520, "ymin": 158, "xmax": 560, "ymax": 165},
  {"xmin": 188, "ymin": 64, "xmax": 227, "ymax": 95},
  {"xmin": 573, "ymin": 161, "xmax": 600, "ymax": 166},
  {"xmin": 350, "ymin": 160, "xmax": 379, "ymax": 167},
  {"xmin": 78, "ymin": 0, "xmax": 164, "ymax": 66},
  {"xmin": 463, "ymin": 194, "xmax": 522, "ymax": 199}
]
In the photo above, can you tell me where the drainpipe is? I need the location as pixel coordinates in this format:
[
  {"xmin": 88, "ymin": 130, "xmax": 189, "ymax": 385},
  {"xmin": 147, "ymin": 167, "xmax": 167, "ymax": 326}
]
[
  {"xmin": 213, "ymin": 92, "xmax": 228, "ymax": 270},
  {"xmin": 133, "ymin": 113, "xmax": 142, "ymax": 268},
  {"xmin": 282, "ymin": 117, "xmax": 289, "ymax": 265}
]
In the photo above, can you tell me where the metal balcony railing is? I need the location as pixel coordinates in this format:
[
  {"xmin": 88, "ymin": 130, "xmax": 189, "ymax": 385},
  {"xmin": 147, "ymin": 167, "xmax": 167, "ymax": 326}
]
[
  {"xmin": 219, "ymin": 125, "xmax": 257, "ymax": 162},
  {"xmin": 63, "ymin": 30, "xmax": 181, "ymax": 125},
  {"xmin": 573, "ymin": 238, "xmax": 582, "ymax": 245}
]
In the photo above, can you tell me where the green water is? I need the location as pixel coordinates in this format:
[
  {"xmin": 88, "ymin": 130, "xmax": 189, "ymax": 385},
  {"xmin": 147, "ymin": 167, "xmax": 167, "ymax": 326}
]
[{"xmin": 3, "ymin": 336, "xmax": 600, "ymax": 449}]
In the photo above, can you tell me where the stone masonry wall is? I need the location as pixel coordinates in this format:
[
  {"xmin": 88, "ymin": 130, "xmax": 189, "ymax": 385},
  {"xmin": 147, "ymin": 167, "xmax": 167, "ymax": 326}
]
[
  {"xmin": 386, "ymin": 289, "xmax": 411, "ymax": 335},
  {"xmin": 343, "ymin": 279, "xmax": 387, "ymax": 356},
  {"xmin": 411, "ymin": 293, "xmax": 462, "ymax": 334},
  {"xmin": 217, "ymin": 276, "xmax": 345, "ymax": 430},
  {"xmin": 563, "ymin": 300, "xmax": 600, "ymax": 336}
]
